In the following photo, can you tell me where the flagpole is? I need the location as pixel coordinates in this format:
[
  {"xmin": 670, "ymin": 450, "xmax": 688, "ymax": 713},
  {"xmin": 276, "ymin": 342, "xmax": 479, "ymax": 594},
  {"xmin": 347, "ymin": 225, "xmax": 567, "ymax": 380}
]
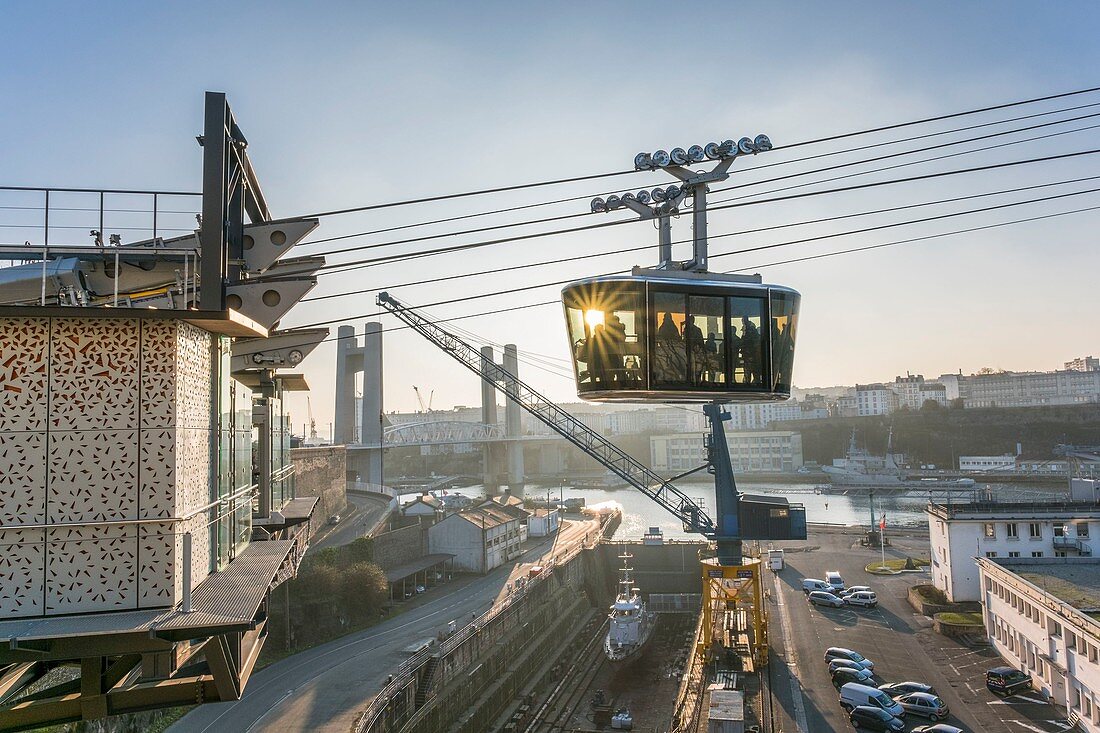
[{"xmin": 880, "ymin": 513, "xmax": 887, "ymax": 570}]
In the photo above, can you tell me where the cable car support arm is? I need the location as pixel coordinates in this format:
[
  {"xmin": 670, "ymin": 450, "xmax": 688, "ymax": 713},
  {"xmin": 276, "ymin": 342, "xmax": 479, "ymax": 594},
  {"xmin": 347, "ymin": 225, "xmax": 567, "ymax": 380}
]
[{"xmin": 376, "ymin": 291, "xmax": 716, "ymax": 537}]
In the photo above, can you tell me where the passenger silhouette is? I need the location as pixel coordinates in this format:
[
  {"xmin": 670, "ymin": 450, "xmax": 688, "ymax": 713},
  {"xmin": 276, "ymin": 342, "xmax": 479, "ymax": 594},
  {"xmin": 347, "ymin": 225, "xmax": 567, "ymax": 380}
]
[
  {"xmin": 741, "ymin": 317, "xmax": 761, "ymax": 385},
  {"xmin": 606, "ymin": 313, "xmax": 627, "ymax": 382},
  {"xmin": 705, "ymin": 333, "xmax": 718, "ymax": 354},
  {"xmin": 655, "ymin": 312, "xmax": 684, "ymax": 383},
  {"xmin": 657, "ymin": 313, "xmax": 680, "ymax": 342},
  {"xmin": 590, "ymin": 323, "xmax": 609, "ymax": 386},
  {"xmin": 684, "ymin": 316, "xmax": 706, "ymax": 384}
]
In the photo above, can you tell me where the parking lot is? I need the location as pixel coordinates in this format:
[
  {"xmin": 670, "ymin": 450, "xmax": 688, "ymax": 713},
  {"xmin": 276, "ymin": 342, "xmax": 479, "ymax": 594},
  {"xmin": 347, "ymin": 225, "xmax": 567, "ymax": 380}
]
[{"xmin": 764, "ymin": 527, "xmax": 1074, "ymax": 733}]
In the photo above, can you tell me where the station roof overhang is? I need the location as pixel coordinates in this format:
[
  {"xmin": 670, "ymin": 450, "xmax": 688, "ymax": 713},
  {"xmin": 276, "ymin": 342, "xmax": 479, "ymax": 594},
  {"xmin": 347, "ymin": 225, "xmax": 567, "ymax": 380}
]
[{"xmin": 0, "ymin": 305, "xmax": 267, "ymax": 338}]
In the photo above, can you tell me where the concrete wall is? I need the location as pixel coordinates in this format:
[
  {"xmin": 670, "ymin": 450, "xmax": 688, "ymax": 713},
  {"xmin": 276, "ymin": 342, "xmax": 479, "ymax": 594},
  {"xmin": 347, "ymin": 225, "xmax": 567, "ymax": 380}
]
[
  {"xmin": 371, "ymin": 524, "xmax": 427, "ymax": 571},
  {"xmin": 601, "ymin": 541, "xmax": 707, "ymax": 595},
  {"xmin": 291, "ymin": 446, "xmax": 347, "ymax": 539}
]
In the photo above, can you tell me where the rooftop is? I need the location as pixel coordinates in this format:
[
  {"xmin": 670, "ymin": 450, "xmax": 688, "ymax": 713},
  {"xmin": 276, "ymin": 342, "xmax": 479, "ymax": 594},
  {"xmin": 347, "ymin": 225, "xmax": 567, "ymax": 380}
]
[
  {"xmin": 994, "ymin": 558, "xmax": 1100, "ymax": 615},
  {"xmin": 454, "ymin": 504, "xmax": 519, "ymax": 529},
  {"xmin": 927, "ymin": 500, "xmax": 1100, "ymax": 520}
]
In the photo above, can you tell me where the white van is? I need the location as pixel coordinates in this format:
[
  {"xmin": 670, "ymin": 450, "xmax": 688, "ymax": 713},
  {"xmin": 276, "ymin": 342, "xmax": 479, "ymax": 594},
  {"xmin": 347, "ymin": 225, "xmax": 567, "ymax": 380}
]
[
  {"xmin": 802, "ymin": 578, "xmax": 830, "ymax": 594},
  {"xmin": 825, "ymin": 571, "xmax": 845, "ymax": 592},
  {"xmin": 846, "ymin": 591, "xmax": 878, "ymax": 608},
  {"xmin": 839, "ymin": 683, "xmax": 904, "ymax": 717},
  {"xmin": 768, "ymin": 549, "xmax": 785, "ymax": 571}
]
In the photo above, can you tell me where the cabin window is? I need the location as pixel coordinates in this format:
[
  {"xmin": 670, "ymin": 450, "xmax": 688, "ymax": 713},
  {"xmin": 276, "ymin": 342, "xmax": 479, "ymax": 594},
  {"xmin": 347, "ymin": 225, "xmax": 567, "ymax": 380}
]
[
  {"xmin": 564, "ymin": 286, "xmax": 644, "ymax": 392},
  {"xmin": 770, "ymin": 290, "xmax": 799, "ymax": 393},
  {"xmin": 687, "ymin": 295, "xmax": 726, "ymax": 388},
  {"xmin": 728, "ymin": 296, "xmax": 765, "ymax": 386},
  {"xmin": 652, "ymin": 291, "xmax": 689, "ymax": 387}
]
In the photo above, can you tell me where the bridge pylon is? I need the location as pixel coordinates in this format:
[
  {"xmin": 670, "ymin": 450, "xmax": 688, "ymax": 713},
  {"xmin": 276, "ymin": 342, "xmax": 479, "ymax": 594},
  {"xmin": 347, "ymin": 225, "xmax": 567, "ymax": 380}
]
[{"xmin": 335, "ymin": 321, "xmax": 383, "ymax": 484}]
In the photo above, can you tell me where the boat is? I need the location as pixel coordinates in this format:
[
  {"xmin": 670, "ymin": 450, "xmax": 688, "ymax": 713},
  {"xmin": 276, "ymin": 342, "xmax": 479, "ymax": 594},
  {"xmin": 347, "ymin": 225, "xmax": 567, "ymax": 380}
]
[
  {"xmin": 604, "ymin": 553, "xmax": 655, "ymax": 664},
  {"xmin": 821, "ymin": 430, "xmax": 978, "ymax": 493}
]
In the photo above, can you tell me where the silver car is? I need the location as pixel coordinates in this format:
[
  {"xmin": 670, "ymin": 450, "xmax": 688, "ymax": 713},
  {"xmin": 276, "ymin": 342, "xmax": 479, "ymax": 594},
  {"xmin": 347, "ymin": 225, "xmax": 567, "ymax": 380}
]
[
  {"xmin": 896, "ymin": 692, "xmax": 949, "ymax": 721},
  {"xmin": 807, "ymin": 590, "xmax": 845, "ymax": 608}
]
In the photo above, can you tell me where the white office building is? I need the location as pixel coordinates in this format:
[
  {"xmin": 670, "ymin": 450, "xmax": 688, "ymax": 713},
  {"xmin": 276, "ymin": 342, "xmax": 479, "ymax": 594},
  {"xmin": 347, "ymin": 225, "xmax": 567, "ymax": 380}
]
[
  {"xmin": 726, "ymin": 401, "xmax": 829, "ymax": 431},
  {"xmin": 959, "ymin": 455, "xmax": 1019, "ymax": 472},
  {"xmin": 894, "ymin": 374, "xmax": 926, "ymax": 410},
  {"xmin": 651, "ymin": 431, "xmax": 803, "ymax": 474},
  {"xmin": 652, "ymin": 407, "xmax": 707, "ymax": 433},
  {"xmin": 919, "ymin": 382, "xmax": 948, "ymax": 407},
  {"xmin": 608, "ymin": 409, "xmax": 656, "ymax": 435},
  {"xmin": 855, "ymin": 384, "xmax": 900, "ymax": 416},
  {"xmin": 926, "ymin": 500, "xmax": 1100, "ymax": 602},
  {"xmin": 978, "ymin": 557, "xmax": 1100, "ymax": 731},
  {"xmin": 1065, "ymin": 356, "xmax": 1100, "ymax": 372},
  {"xmin": 954, "ymin": 369, "xmax": 1100, "ymax": 409},
  {"xmin": 834, "ymin": 394, "xmax": 859, "ymax": 417}
]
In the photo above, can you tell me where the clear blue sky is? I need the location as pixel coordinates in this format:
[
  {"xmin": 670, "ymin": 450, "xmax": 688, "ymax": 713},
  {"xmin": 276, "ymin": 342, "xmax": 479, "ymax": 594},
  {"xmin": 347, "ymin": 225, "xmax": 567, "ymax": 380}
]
[{"xmin": 3, "ymin": 2, "xmax": 1099, "ymax": 431}]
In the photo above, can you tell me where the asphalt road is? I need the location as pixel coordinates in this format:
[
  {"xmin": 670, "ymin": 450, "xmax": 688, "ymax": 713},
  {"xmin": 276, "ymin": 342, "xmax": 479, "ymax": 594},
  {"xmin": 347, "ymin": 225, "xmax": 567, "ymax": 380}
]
[
  {"xmin": 310, "ymin": 492, "xmax": 393, "ymax": 552},
  {"xmin": 169, "ymin": 517, "xmax": 597, "ymax": 733},
  {"xmin": 766, "ymin": 528, "xmax": 1072, "ymax": 733}
]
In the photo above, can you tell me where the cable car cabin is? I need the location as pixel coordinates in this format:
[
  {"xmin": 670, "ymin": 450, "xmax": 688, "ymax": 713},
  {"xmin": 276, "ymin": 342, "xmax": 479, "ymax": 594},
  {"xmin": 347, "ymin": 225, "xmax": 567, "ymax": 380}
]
[{"xmin": 561, "ymin": 269, "xmax": 799, "ymax": 403}]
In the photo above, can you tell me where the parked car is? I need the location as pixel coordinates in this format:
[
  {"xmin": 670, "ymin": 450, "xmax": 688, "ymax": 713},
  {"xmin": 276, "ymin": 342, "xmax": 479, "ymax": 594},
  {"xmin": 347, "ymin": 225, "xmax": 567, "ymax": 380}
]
[
  {"xmin": 911, "ymin": 726, "xmax": 966, "ymax": 733},
  {"xmin": 328, "ymin": 514, "xmax": 341, "ymax": 525},
  {"xmin": 986, "ymin": 666, "xmax": 1032, "ymax": 696},
  {"xmin": 825, "ymin": 570, "xmax": 846, "ymax": 592},
  {"xmin": 848, "ymin": 705, "xmax": 905, "ymax": 731},
  {"xmin": 829, "ymin": 659, "xmax": 869, "ymax": 674},
  {"xmin": 846, "ymin": 591, "xmax": 878, "ymax": 608},
  {"xmin": 802, "ymin": 578, "xmax": 831, "ymax": 594},
  {"xmin": 808, "ymin": 590, "xmax": 846, "ymax": 608},
  {"xmin": 879, "ymin": 681, "xmax": 937, "ymax": 697},
  {"xmin": 840, "ymin": 585, "xmax": 873, "ymax": 597},
  {"xmin": 896, "ymin": 692, "xmax": 949, "ymax": 720},
  {"xmin": 825, "ymin": 647, "xmax": 875, "ymax": 671},
  {"xmin": 832, "ymin": 667, "xmax": 874, "ymax": 688},
  {"xmin": 838, "ymin": 682, "xmax": 904, "ymax": 717}
]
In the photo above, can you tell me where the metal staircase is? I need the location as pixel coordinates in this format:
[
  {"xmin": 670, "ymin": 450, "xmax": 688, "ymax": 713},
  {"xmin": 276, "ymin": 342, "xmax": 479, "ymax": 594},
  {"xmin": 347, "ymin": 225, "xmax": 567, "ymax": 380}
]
[{"xmin": 415, "ymin": 655, "xmax": 440, "ymax": 707}]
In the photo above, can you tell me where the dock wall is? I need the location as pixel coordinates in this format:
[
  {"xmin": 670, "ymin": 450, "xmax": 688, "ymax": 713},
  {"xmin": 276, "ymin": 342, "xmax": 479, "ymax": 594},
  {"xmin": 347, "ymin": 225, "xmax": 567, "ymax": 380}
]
[
  {"xmin": 601, "ymin": 540, "xmax": 708, "ymax": 595},
  {"xmin": 354, "ymin": 535, "xmax": 706, "ymax": 733}
]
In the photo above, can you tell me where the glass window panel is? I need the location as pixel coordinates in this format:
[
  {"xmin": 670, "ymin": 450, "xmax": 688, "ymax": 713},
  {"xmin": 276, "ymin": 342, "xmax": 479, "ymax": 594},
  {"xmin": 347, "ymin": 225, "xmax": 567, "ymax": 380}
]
[
  {"xmin": 564, "ymin": 285, "xmax": 644, "ymax": 392},
  {"xmin": 652, "ymin": 291, "xmax": 688, "ymax": 387},
  {"xmin": 728, "ymin": 296, "xmax": 765, "ymax": 386},
  {"xmin": 770, "ymin": 291, "xmax": 800, "ymax": 393},
  {"xmin": 688, "ymin": 295, "xmax": 725, "ymax": 388}
]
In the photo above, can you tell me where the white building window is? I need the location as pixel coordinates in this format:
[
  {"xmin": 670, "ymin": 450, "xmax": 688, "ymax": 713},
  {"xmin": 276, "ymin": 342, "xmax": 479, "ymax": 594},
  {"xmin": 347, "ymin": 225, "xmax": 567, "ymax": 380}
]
[
  {"xmin": 1032, "ymin": 551, "xmax": 1044, "ymax": 558},
  {"xmin": 1078, "ymin": 522, "xmax": 1090, "ymax": 538},
  {"xmin": 984, "ymin": 523, "xmax": 996, "ymax": 538},
  {"xmin": 986, "ymin": 551, "xmax": 997, "ymax": 558},
  {"xmin": 1029, "ymin": 523, "xmax": 1042, "ymax": 539},
  {"xmin": 1006, "ymin": 523, "xmax": 1018, "ymax": 539},
  {"xmin": 1009, "ymin": 551, "xmax": 1021, "ymax": 558}
]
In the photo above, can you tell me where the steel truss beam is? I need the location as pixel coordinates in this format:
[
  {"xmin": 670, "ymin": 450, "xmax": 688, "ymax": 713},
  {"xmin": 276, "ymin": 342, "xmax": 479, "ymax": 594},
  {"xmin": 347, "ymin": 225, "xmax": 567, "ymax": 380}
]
[{"xmin": 0, "ymin": 624, "xmax": 267, "ymax": 732}]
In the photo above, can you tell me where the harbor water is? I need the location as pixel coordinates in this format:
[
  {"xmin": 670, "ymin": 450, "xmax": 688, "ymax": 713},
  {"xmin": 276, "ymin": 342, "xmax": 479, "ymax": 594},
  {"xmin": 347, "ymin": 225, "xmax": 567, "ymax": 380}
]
[{"xmin": 444, "ymin": 480, "xmax": 1067, "ymax": 541}]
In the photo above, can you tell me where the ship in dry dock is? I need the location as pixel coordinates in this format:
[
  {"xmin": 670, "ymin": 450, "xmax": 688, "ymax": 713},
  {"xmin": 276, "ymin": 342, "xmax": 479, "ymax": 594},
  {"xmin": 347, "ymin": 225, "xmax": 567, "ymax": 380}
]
[{"xmin": 604, "ymin": 553, "xmax": 655, "ymax": 664}]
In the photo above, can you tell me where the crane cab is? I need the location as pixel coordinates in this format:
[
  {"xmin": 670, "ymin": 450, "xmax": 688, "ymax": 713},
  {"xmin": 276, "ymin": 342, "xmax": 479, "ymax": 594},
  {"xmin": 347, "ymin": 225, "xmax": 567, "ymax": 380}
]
[{"xmin": 561, "ymin": 268, "xmax": 799, "ymax": 403}]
